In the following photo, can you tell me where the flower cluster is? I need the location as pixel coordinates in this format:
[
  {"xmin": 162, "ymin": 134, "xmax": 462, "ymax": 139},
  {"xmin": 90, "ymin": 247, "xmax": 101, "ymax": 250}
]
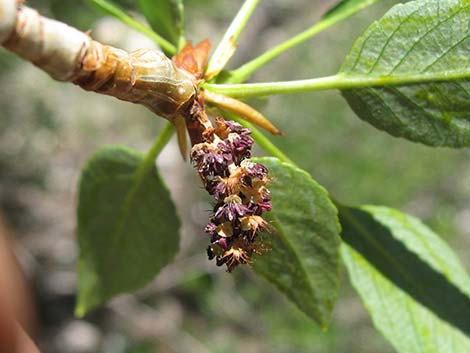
[{"xmin": 191, "ymin": 117, "xmax": 272, "ymax": 272}]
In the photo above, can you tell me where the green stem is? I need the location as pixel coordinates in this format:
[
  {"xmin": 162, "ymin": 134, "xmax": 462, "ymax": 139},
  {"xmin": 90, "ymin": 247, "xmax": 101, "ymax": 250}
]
[
  {"xmin": 205, "ymin": 69, "xmax": 470, "ymax": 98},
  {"xmin": 206, "ymin": 0, "xmax": 260, "ymax": 76},
  {"xmin": 142, "ymin": 122, "xmax": 175, "ymax": 169},
  {"xmin": 228, "ymin": 0, "xmax": 379, "ymax": 83},
  {"xmin": 87, "ymin": 0, "xmax": 176, "ymax": 55}
]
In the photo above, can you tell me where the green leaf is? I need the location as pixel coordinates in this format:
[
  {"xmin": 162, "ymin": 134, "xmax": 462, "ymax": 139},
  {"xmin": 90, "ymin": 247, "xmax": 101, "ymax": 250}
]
[
  {"xmin": 138, "ymin": 0, "xmax": 184, "ymax": 47},
  {"xmin": 322, "ymin": 0, "xmax": 379, "ymax": 20},
  {"xmin": 251, "ymin": 157, "xmax": 341, "ymax": 328},
  {"xmin": 340, "ymin": 205, "xmax": 470, "ymax": 352},
  {"xmin": 340, "ymin": 0, "xmax": 470, "ymax": 147},
  {"xmin": 76, "ymin": 146, "xmax": 180, "ymax": 316}
]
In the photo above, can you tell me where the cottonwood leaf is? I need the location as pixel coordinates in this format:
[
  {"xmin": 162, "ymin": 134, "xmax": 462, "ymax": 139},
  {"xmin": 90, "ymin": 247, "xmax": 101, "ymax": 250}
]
[
  {"xmin": 340, "ymin": 0, "xmax": 470, "ymax": 147},
  {"xmin": 76, "ymin": 146, "xmax": 180, "ymax": 316},
  {"xmin": 340, "ymin": 205, "xmax": 470, "ymax": 352},
  {"xmin": 322, "ymin": 0, "xmax": 380, "ymax": 20},
  {"xmin": 138, "ymin": 0, "xmax": 184, "ymax": 46},
  {"xmin": 251, "ymin": 157, "xmax": 341, "ymax": 328}
]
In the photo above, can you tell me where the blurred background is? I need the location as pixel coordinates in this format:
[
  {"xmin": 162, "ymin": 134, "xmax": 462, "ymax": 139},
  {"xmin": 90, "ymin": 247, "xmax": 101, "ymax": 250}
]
[{"xmin": 0, "ymin": 0, "xmax": 469, "ymax": 352}]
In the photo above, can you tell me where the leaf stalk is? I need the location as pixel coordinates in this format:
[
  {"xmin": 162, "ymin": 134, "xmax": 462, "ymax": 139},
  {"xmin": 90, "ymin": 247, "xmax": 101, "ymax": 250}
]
[{"xmin": 142, "ymin": 122, "xmax": 175, "ymax": 169}]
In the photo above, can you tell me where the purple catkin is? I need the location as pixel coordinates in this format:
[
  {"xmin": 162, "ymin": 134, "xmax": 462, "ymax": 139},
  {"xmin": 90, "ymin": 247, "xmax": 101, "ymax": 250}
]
[
  {"xmin": 250, "ymin": 201, "xmax": 273, "ymax": 215},
  {"xmin": 232, "ymin": 135, "xmax": 254, "ymax": 152},
  {"xmin": 204, "ymin": 222, "xmax": 217, "ymax": 235},
  {"xmin": 216, "ymin": 237, "xmax": 228, "ymax": 249},
  {"xmin": 191, "ymin": 118, "xmax": 272, "ymax": 272},
  {"xmin": 245, "ymin": 162, "xmax": 268, "ymax": 179},
  {"xmin": 213, "ymin": 201, "xmax": 252, "ymax": 222},
  {"xmin": 207, "ymin": 180, "xmax": 228, "ymax": 201},
  {"xmin": 224, "ymin": 120, "xmax": 244, "ymax": 133}
]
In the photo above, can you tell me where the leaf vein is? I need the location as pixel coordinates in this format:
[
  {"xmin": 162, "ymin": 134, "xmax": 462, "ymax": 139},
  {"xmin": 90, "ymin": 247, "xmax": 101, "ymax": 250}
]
[
  {"xmin": 386, "ymin": 86, "xmax": 443, "ymax": 140},
  {"xmin": 422, "ymin": 31, "xmax": 470, "ymax": 73},
  {"xmin": 368, "ymin": 4, "xmax": 425, "ymax": 74},
  {"xmin": 390, "ymin": 3, "xmax": 467, "ymax": 74}
]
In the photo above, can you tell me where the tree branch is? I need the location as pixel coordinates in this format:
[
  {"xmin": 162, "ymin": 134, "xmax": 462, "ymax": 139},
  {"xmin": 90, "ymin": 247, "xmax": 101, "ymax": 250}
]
[{"xmin": 0, "ymin": 0, "xmax": 196, "ymax": 122}]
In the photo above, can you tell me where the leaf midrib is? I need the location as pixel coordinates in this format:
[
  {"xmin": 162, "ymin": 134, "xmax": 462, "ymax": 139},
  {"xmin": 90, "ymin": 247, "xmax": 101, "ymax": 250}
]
[
  {"xmin": 113, "ymin": 157, "xmax": 151, "ymax": 244},
  {"xmin": 341, "ymin": 70, "xmax": 470, "ymax": 88}
]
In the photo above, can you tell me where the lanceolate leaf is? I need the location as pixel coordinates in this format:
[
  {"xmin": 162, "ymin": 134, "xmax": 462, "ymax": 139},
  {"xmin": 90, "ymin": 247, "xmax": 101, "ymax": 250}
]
[
  {"xmin": 138, "ymin": 0, "xmax": 184, "ymax": 47},
  {"xmin": 322, "ymin": 0, "xmax": 379, "ymax": 20},
  {"xmin": 252, "ymin": 157, "xmax": 341, "ymax": 328},
  {"xmin": 76, "ymin": 146, "xmax": 180, "ymax": 316},
  {"xmin": 340, "ymin": 205, "xmax": 470, "ymax": 352},
  {"xmin": 340, "ymin": 0, "xmax": 470, "ymax": 147}
]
